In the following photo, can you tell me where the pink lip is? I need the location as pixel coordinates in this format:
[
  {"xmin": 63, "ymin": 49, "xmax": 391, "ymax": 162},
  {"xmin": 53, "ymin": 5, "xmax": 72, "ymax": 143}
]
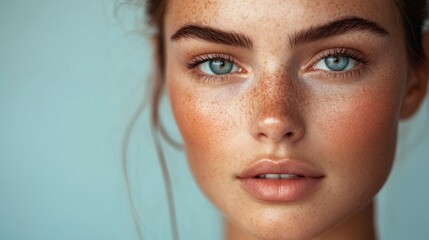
[{"xmin": 237, "ymin": 159, "xmax": 324, "ymax": 202}]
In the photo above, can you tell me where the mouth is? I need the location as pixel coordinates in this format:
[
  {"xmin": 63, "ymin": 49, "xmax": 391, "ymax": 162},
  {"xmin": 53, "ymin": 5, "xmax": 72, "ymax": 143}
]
[
  {"xmin": 237, "ymin": 159, "xmax": 324, "ymax": 202},
  {"xmin": 256, "ymin": 174, "xmax": 302, "ymax": 179}
]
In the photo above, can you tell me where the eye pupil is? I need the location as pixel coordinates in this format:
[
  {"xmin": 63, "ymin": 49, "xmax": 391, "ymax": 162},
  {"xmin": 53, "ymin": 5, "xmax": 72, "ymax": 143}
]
[
  {"xmin": 324, "ymin": 56, "xmax": 349, "ymax": 71},
  {"xmin": 209, "ymin": 59, "xmax": 234, "ymax": 75}
]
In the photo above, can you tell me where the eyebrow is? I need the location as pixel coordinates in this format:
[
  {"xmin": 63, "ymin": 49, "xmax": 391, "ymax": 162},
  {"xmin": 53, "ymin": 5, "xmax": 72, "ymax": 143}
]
[
  {"xmin": 171, "ymin": 24, "xmax": 253, "ymax": 50},
  {"xmin": 289, "ymin": 16, "xmax": 390, "ymax": 47},
  {"xmin": 170, "ymin": 16, "xmax": 389, "ymax": 50}
]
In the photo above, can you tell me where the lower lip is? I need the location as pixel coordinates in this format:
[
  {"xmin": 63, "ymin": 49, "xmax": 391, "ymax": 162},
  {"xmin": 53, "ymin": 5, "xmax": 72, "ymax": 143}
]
[{"xmin": 238, "ymin": 177, "xmax": 322, "ymax": 202}]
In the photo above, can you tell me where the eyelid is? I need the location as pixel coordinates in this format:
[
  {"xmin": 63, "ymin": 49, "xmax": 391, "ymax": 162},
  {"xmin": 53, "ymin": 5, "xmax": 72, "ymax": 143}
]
[
  {"xmin": 186, "ymin": 53, "xmax": 248, "ymax": 84},
  {"xmin": 187, "ymin": 53, "xmax": 240, "ymax": 69},
  {"xmin": 305, "ymin": 48, "xmax": 369, "ymax": 72},
  {"xmin": 302, "ymin": 48, "xmax": 371, "ymax": 80},
  {"xmin": 314, "ymin": 56, "xmax": 358, "ymax": 71},
  {"xmin": 316, "ymin": 48, "xmax": 369, "ymax": 65},
  {"xmin": 197, "ymin": 60, "xmax": 242, "ymax": 76}
]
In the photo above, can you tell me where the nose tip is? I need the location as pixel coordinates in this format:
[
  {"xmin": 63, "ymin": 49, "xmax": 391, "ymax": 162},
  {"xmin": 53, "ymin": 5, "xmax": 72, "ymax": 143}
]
[
  {"xmin": 249, "ymin": 71, "xmax": 305, "ymax": 144},
  {"xmin": 252, "ymin": 116, "xmax": 304, "ymax": 143}
]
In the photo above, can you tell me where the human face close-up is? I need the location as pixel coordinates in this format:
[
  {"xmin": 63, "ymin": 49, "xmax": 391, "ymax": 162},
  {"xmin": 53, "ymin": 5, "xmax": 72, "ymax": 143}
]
[{"xmin": 163, "ymin": 0, "xmax": 424, "ymax": 239}]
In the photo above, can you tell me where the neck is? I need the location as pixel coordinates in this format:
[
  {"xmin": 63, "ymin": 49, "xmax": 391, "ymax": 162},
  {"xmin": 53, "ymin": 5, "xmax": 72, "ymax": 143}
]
[{"xmin": 224, "ymin": 202, "xmax": 376, "ymax": 240}]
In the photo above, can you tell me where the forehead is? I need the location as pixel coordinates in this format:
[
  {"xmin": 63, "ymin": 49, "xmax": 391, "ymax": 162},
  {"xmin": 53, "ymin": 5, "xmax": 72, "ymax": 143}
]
[{"xmin": 164, "ymin": 0, "xmax": 401, "ymax": 37}]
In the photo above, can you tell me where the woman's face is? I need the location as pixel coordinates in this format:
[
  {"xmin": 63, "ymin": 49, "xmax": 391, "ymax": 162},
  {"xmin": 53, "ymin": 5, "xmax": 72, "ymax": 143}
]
[{"xmin": 164, "ymin": 0, "xmax": 413, "ymax": 239}]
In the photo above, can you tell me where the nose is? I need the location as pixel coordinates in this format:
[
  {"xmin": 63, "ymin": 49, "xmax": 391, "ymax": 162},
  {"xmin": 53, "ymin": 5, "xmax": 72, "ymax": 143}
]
[
  {"xmin": 250, "ymin": 74, "xmax": 305, "ymax": 144},
  {"xmin": 252, "ymin": 116, "xmax": 304, "ymax": 143}
]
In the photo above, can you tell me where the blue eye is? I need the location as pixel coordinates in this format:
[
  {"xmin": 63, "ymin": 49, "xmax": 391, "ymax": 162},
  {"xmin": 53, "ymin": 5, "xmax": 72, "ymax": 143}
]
[
  {"xmin": 198, "ymin": 59, "xmax": 240, "ymax": 75},
  {"xmin": 314, "ymin": 55, "xmax": 358, "ymax": 71}
]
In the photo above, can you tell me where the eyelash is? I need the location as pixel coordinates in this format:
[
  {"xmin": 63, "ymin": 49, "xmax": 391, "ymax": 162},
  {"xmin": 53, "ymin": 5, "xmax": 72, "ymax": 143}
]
[
  {"xmin": 185, "ymin": 48, "xmax": 370, "ymax": 83},
  {"xmin": 186, "ymin": 53, "xmax": 242, "ymax": 84},
  {"xmin": 311, "ymin": 48, "xmax": 370, "ymax": 78}
]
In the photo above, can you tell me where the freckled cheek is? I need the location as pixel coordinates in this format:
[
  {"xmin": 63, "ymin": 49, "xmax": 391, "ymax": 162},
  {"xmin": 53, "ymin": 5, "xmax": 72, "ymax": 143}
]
[
  {"xmin": 318, "ymin": 86, "xmax": 402, "ymax": 188},
  {"xmin": 327, "ymin": 93, "xmax": 398, "ymax": 142},
  {"xmin": 167, "ymin": 82, "xmax": 241, "ymax": 182},
  {"xmin": 170, "ymin": 94, "xmax": 229, "ymax": 147}
]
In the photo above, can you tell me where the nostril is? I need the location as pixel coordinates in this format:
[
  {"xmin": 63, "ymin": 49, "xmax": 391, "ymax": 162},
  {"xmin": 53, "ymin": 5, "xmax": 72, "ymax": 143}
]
[
  {"xmin": 252, "ymin": 118, "xmax": 304, "ymax": 142},
  {"xmin": 257, "ymin": 132, "xmax": 268, "ymax": 139},
  {"xmin": 254, "ymin": 129, "xmax": 295, "ymax": 142},
  {"xmin": 251, "ymin": 116, "xmax": 305, "ymax": 143}
]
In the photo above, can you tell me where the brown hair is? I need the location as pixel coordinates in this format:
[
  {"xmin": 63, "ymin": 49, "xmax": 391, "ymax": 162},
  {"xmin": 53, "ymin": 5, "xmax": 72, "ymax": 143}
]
[{"xmin": 123, "ymin": 1, "xmax": 428, "ymax": 239}]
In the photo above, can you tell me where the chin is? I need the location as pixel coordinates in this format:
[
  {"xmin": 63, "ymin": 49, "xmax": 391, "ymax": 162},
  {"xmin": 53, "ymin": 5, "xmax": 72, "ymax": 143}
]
[
  {"xmin": 242, "ymin": 222, "xmax": 327, "ymax": 240},
  {"xmin": 226, "ymin": 205, "xmax": 338, "ymax": 240}
]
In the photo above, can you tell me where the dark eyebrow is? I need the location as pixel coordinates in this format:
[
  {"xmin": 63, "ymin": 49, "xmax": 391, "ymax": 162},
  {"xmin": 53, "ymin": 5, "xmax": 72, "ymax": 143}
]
[
  {"xmin": 289, "ymin": 16, "xmax": 389, "ymax": 47},
  {"xmin": 171, "ymin": 24, "xmax": 254, "ymax": 50}
]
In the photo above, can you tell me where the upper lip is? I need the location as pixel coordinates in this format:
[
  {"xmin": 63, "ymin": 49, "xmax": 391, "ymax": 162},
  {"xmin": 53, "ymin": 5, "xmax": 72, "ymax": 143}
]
[{"xmin": 237, "ymin": 159, "xmax": 324, "ymax": 179}]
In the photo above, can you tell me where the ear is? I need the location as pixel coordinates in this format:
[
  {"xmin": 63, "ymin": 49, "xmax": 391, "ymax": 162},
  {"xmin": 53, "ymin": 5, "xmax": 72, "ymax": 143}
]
[{"xmin": 400, "ymin": 32, "xmax": 429, "ymax": 119}]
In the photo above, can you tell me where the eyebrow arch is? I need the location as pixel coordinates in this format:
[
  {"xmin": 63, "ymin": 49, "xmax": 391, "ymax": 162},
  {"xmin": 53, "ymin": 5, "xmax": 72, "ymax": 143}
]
[
  {"xmin": 289, "ymin": 16, "xmax": 390, "ymax": 47},
  {"xmin": 171, "ymin": 24, "xmax": 254, "ymax": 50}
]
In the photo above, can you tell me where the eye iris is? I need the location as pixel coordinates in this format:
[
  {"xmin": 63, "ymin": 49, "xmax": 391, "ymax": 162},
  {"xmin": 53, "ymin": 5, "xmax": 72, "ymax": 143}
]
[
  {"xmin": 209, "ymin": 59, "xmax": 233, "ymax": 75},
  {"xmin": 324, "ymin": 56, "xmax": 349, "ymax": 71}
]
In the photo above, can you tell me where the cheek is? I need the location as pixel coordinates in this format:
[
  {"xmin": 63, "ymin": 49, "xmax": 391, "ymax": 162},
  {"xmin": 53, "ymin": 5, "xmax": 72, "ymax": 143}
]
[
  {"xmin": 313, "ymin": 76, "xmax": 405, "ymax": 202},
  {"xmin": 167, "ymin": 76, "xmax": 239, "ymax": 187},
  {"xmin": 168, "ymin": 86, "xmax": 232, "ymax": 148},
  {"xmin": 320, "ymin": 87, "xmax": 400, "ymax": 157}
]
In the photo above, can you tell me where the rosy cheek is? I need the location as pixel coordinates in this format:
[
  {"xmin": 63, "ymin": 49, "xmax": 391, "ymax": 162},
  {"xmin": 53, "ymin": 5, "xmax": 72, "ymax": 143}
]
[
  {"xmin": 167, "ymin": 79, "xmax": 231, "ymax": 177},
  {"xmin": 323, "ymin": 92, "xmax": 398, "ymax": 146},
  {"xmin": 170, "ymin": 91, "xmax": 223, "ymax": 145},
  {"xmin": 315, "ymin": 79, "xmax": 403, "ymax": 190}
]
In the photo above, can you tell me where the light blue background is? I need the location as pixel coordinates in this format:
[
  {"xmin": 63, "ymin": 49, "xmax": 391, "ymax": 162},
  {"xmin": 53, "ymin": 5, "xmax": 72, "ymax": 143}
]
[{"xmin": 0, "ymin": 1, "xmax": 428, "ymax": 240}]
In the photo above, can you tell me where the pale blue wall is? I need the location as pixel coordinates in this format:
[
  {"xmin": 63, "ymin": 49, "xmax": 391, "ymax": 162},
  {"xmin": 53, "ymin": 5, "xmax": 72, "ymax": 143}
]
[
  {"xmin": 0, "ymin": 1, "xmax": 221, "ymax": 239},
  {"xmin": 0, "ymin": 1, "xmax": 428, "ymax": 240}
]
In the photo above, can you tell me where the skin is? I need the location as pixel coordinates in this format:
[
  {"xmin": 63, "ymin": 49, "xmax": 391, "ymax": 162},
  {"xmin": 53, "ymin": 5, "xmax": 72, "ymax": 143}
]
[{"xmin": 159, "ymin": 0, "xmax": 429, "ymax": 239}]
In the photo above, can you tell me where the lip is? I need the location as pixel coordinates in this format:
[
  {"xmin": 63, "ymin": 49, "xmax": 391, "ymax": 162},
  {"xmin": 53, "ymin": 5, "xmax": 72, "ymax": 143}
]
[{"xmin": 237, "ymin": 159, "xmax": 324, "ymax": 202}]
